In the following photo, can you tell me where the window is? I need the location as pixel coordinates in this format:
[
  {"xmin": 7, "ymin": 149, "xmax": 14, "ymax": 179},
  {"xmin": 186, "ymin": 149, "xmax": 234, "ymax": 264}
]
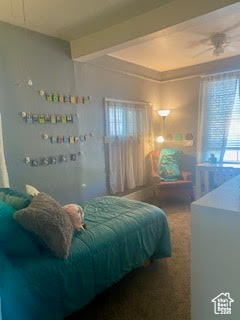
[
  {"xmin": 108, "ymin": 106, "xmax": 125, "ymax": 137},
  {"xmin": 104, "ymin": 98, "xmax": 153, "ymax": 194},
  {"xmin": 106, "ymin": 101, "xmax": 149, "ymax": 139},
  {"xmin": 223, "ymin": 85, "xmax": 240, "ymax": 162},
  {"xmin": 201, "ymin": 72, "xmax": 240, "ymax": 163}
]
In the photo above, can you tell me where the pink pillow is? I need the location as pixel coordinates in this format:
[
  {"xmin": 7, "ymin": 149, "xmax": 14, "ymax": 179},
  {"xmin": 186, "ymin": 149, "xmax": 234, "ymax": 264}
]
[{"xmin": 63, "ymin": 204, "xmax": 85, "ymax": 231}]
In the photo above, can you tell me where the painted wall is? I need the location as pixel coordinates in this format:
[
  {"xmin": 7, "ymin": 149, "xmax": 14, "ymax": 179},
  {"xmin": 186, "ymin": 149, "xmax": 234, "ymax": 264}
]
[
  {"xmin": 0, "ymin": 21, "xmax": 161, "ymax": 204},
  {"xmin": 155, "ymin": 77, "xmax": 201, "ymax": 181},
  {"xmin": 157, "ymin": 55, "xmax": 240, "ymax": 182},
  {"xmin": 3, "ymin": 18, "xmax": 238, "ymax": 201}
]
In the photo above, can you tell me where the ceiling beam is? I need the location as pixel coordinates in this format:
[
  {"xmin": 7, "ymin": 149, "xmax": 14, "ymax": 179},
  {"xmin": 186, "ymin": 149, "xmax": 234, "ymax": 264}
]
[{"xmin": 71, "ymin": 0, "xmax": 240, "ymax": 61}]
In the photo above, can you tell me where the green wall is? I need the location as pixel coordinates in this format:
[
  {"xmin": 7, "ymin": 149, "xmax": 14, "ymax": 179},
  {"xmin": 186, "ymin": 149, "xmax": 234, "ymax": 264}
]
[{"xmin": 0, "ymin": 21, "xmax": 161, "ymax": 204}]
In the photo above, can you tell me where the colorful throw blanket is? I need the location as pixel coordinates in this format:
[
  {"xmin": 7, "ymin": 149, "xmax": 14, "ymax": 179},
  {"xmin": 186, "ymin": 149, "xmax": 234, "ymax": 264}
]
[{"xmin": 158, "ymin": 148, "xmax": 182, "ymax": 181}]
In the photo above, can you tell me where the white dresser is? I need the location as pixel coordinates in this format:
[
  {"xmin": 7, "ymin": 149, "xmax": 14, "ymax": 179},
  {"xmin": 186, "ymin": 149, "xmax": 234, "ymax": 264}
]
[{"xmin": 192, "ymin": 175, "xmax": 240, "ymax": 319}]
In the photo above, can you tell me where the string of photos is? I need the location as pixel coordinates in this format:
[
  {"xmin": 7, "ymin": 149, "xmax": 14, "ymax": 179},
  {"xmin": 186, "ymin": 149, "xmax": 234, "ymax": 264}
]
[
  {"xmin": 42, "ymin": 133, "xmax": 94, "ymax": 144},
  {"xmin": 20, "ymin": 112, "xmax": 78, "ymax": 124},
  {"xmin": 39, "ymin": 90, "xmax": 91, "ymax": 105},
  {"xmin": 24, "ymin": 152, "xmax": 83, "ymax": 167},
  {"xmin": 10, "ymin": 0, "xmax": 94, "ymax": 171}
]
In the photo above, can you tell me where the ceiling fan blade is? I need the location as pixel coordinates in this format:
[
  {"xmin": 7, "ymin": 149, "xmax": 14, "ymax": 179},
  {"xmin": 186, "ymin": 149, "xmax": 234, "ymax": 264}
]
[
  {"xmin": 222, "ymin": 22, "xmax": 240, "ymax": 34},
  {"xmin": 186, "ymin": 38, "xmax": 210, "ymax": 49},
  {"xmin": 228, "ymin": 34, "xmax": 240, "ymax": 41},
  {"xmin": 226, "ymin": 46, "xmax": 237, "ymax": 52},
  {"xmin": 193, "ymin": 47, "xmax": 213, "ymax": 58},
  {"xmin": 199, "ymin": 38, "xmax": 212, "ymax": 45}
]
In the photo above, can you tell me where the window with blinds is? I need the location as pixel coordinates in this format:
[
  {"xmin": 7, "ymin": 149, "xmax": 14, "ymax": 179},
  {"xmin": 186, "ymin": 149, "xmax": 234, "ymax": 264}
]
[
  {"xmin": 203, "ymin": 74, "xmax": 240, "ymax": 163},
  {"xmin": 224, "ymin": 85, "xmax": 240, "ymax": 161}
]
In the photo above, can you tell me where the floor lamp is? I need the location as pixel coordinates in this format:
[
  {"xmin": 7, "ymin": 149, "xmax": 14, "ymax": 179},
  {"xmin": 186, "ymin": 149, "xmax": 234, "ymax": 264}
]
[{"xmin": 156, "ymin": 109, "xmax": 170, "ymax": 144}]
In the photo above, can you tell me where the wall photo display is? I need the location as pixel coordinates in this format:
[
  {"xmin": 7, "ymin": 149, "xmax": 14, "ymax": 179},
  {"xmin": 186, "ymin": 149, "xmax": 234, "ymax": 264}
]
[
  {"xmin": 41, "ymin": 133, "xmax": 93, "ymax": 144},
  {"xmin": 39, "ymin": 90, "xmax": 91, "ymax": 105},
  {"xmin": 20, "ymin": 112, "xmax": 78, "ymax": 124},
  {"xmin": 24, "ymin": 152, "xmax": 83, "ymax": 167}
]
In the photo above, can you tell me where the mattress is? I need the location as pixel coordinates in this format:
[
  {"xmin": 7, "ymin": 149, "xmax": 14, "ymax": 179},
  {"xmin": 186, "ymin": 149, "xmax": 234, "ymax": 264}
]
[{"xmin": 2, "ymin": 196, "xmax": 171, "ymax": 320}]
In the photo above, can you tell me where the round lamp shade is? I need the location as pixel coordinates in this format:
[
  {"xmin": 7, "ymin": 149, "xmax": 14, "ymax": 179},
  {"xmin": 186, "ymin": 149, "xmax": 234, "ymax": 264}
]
[
  {"xmin": 156, "ymin": 136, "xmax": 165, "ymax": 143},
  {"xmin": 158, "ymin": 109, "xmax": 170, "ymax": 117}
]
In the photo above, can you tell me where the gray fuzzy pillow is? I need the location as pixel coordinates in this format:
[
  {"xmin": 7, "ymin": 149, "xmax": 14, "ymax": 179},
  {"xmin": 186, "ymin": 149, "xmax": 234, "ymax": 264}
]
[{"xmin": 14, "ymin": 192, "xmax": 74, "ymax": 259}]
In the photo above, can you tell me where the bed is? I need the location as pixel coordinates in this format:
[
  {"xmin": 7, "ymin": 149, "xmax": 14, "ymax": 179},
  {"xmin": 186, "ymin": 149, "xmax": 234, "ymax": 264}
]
[{"xmin": 1, "ymin": 196, "xmax": 171, "ymax": 320}]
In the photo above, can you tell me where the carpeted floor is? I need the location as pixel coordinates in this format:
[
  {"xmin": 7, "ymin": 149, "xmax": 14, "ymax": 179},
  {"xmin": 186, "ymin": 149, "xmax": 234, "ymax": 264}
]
[{"xmin": 67, "ymin": 201, "xmax": 191, "ymax": 320}]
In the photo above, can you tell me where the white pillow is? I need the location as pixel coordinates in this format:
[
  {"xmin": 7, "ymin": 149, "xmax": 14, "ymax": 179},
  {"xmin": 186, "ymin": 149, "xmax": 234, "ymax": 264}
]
[{"xmin": 26, "ymin": 184, "xmax": 40, "ymax": 196}]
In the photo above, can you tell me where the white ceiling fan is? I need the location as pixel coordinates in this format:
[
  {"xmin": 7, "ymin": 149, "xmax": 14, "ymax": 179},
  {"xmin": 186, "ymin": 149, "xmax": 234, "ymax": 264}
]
[{"xmin": 189, "ymin": 22, "xmax": 240, "ymax": 57}]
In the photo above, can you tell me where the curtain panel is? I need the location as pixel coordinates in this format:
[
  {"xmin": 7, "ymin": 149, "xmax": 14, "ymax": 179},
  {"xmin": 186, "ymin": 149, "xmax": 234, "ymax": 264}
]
[
  {"xmin": 197, "ymin": 71, "xmax": 240, "ymax": 163},
  {"xmin": 105, "ymin": 99, "xmax": 153, "ymax": 194},
  {"xmin": 0, "ymin": 114, "xmax": 9, "ymax": 187}
]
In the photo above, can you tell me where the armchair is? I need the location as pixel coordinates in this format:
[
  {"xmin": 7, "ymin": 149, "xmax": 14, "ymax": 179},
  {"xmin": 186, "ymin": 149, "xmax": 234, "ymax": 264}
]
[{"xmin": 148, "ymin": 150, "xmax": 193, "ymax": 205}]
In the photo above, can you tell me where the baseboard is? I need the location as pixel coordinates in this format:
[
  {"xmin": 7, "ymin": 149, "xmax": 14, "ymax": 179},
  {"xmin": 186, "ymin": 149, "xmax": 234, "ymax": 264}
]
[{"xmin": 122, "ymin": 186, "xmax": 154, "ymax": 201}]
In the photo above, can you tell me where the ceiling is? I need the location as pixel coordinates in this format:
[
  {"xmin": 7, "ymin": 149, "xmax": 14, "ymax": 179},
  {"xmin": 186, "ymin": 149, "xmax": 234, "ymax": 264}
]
[
  {"xmin": 109, "ymin": 7, "xmax": 240, "ymax": 72},
  {"xmin": 1, "ymin": 0, "xmax": 240, "ymax": 72},
  {"xmin": 0, "ymin": 0, "xmax": 171, "ymax": 40}
]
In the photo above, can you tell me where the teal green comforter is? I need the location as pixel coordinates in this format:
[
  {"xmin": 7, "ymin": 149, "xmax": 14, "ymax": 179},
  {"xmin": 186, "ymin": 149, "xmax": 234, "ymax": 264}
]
[{"xmin": 1, "ymin": 196, "xmax": 171, "ymax": 320}]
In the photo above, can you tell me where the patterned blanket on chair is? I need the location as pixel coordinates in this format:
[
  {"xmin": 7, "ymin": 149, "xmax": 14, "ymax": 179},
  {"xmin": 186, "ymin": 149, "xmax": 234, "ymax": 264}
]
[{"xmin": 158, "ymin": 148, "xmax": 182, "ymax": 181}]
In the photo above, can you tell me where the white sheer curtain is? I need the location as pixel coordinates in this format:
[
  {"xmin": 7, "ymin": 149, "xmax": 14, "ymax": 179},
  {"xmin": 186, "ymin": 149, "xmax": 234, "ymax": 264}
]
[
  {"xmin": 105, "ymin": 99, "xmax": 153, "ymax": 194},
  {"xmin": 197, "ymin": 71, "xmax": 239, "ymax": 163},
  {"xmin": 0, "ymin": 114, "xmax": 9, "ymax": 187}
]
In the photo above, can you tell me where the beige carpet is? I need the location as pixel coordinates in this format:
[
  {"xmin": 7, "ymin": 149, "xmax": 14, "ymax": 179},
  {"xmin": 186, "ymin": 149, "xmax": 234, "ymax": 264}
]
[{"xmin": 67, "ymin": 202, "xmax": 191, "ymax": 320}]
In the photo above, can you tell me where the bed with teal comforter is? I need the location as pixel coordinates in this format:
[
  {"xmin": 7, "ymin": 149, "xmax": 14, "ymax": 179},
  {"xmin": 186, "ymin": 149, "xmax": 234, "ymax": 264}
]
[{"xmin": 1, "ymin": 196, "xmax": 171, "ymax": 320}]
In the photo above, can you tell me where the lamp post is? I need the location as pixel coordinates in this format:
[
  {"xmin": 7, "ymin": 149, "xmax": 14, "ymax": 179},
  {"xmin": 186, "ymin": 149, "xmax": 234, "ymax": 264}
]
[{"xmin": 156, "ymin": 109, "xmax": 170, "ymax": 143}]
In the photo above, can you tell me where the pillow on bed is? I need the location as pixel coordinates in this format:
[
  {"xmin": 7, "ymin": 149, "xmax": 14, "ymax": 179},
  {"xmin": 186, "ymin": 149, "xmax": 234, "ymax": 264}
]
[
  {"xmin": 14, "ymin": 192, "xmax": 74, "ymax": 259},
  {"xmin": 0, "ymin": 201, "xmax": 40, "ymax": 257},
  {"xmin": 0, "ymin": 188, "xmax": 32, "ymax": 210}
]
